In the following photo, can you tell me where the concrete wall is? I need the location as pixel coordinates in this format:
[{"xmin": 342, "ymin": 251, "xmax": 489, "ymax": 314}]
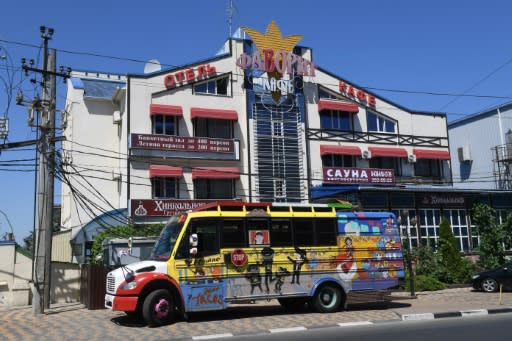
[
  {"xmin": 50, "ymin": 262, "xmax": 80, "ymax": 304},
  {"xmin": 0, "ymin": 242, "xmax": 32, "ymax": 307}
]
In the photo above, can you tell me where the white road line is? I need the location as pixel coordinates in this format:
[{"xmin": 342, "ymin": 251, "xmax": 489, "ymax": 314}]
[
  {"xmin": 192, "ymin": 333, "xmax": 234, "ymax": 340},
  {"xmin": 337, "ymin": 321, "xmax": 374, "ymax": 327},
  {"xmin": 461, "ymin": 309, "xmax": 488, "ymax": 317},
  {"xmin": 401, "ymin": 313, "xmax": 435, "ymax": 321},
  {"xmin": 269, "ymin": 326, "xmax": 308, "ymax": 333}
]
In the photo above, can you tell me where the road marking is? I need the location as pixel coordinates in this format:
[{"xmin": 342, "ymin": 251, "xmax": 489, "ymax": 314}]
[
  {"xmin": 269, "ymin": 326, "xmax": 307, "ymax": 333},
  {"xmin": 337, "ymin": 321, "xmax": 374, "ymax": 327},
  {"xmin": 461, "ymin": 309, "xmax": 488, "ymax": 317},
  {"xmin": 401, "ymin": 313, "xmax": 435, "ymax": 321},
  {"xmin": 192, "ymin": 333, "xmax": 234, "ymax": 340}
]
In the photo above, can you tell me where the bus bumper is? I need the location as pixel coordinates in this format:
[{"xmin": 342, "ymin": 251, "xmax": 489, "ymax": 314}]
[{"xmin": 105, "ymin": 294, "xmax": 138, "ymax": 311}]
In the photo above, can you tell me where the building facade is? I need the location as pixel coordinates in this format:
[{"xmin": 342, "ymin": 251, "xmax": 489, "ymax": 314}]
[{"xmin": 61, "ymin": 22, "xmax": 511, "ymax": 260}]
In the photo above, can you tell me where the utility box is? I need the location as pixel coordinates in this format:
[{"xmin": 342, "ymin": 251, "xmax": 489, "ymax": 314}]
[{"xmin": 101, "ymin": 237, "xmax": 156, "ymax": 267}]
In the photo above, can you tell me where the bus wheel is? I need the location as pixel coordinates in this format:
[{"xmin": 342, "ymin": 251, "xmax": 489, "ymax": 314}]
[
  {"xmin": 278, "ymin": 297, "xmax": 307, "ymax": 311},
  {"xmin": 312, "ymin": 284, "xmax": 342, "ymax": 313},
  {"xmin": 142, "ymin": 289, "xmax": 175, "ymax": 326}
]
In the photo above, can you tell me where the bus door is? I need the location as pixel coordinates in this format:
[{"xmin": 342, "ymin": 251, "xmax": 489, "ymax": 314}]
[{"xmin": 174, "ymin": 218, "xmax": 226, "ymax": 312}]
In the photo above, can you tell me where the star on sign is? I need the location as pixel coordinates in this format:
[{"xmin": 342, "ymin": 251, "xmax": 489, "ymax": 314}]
[{"xmin": 242, "ymin": 20, "xmax": 303, "ymax": 56}]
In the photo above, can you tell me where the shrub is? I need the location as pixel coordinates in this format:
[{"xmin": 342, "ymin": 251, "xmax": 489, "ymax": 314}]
[{"xmin": 407, "ymin": 274, "xmax": 446, "ymax": 292}]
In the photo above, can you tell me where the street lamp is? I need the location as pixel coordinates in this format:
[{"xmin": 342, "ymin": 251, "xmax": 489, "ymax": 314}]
[
  {"xmin": 397, "ymin": 210, "xmax": 415, "ymax": 297},
  {"xmin": 0, "ymin": 209, "xmax": 15, "ymax": 241}
]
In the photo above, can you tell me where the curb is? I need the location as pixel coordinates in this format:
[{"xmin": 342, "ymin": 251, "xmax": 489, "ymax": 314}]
[{"xmin": 401, "ymin": 307, "xmax": 512, "ymax": 321}]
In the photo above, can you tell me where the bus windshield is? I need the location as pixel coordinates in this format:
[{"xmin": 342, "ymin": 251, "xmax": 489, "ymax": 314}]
[{"xmin": 150, "ymin": 214, "xmax": 186, "ymax": 261}]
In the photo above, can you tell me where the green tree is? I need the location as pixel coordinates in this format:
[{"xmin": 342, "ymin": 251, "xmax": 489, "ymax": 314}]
[
  {"xmin": 436, "ymin": 217, "xmax": 465, "ymax": 283},
  {"xmin": 90, "ymin": 224, "xmax": 163, "ymax": 264},
  {"xmin": 472, "ymin": 203, "xmax": 505, "ymax": 269}
]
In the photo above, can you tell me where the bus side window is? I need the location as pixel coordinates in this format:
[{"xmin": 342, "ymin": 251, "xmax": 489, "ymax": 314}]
[
  {"xmin": 247, "ymin": 218, "xmax": 269, "ymax": 246},
  {"xmin": 315, "ymin": 218, "xmax": 337, "ymax": 246},
  {"xmin": 190, "ymin": 219, "xmax": 220, "ymax": 257},
  {"xmin": 293, "ymin": 219, "xmax": 314, "ymax": 247},
  {"xmin": 175, "ymin": 230, "xmax": 190, "ymax": 259},
  {"xmin": 271, "ymin": 219, "xmax": 293, "ymax": 247},
  {"xmin": 222, "ymin": 219, "xmax": 246, "ymax": 248}
]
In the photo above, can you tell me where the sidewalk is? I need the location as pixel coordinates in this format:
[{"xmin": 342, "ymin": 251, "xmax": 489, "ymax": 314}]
[{"xmin": 1, "ymin": 287, "xmax": 511, "ymax": 341}]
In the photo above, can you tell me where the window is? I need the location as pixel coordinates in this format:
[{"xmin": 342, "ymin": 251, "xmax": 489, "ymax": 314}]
[
  {"xmin": 195, "ymin": 118, "xmax": 233, "ymax": 139},
  {"xmin": 189, "ymin": 219, "xmax": 219, "ymax": 257},
  {"xmin": 152, "ymin": 115, "xmax": 177, "ymax": 135},
  {"xmin": 443, "ymin": 209, "xmax": 469, "ymax": 252},
  {"xmin": 195, "ymin": 179, "xmax": 234, "ymax": 199},
  {"xmin": 370, "ymin": 157, "xmax": 401, "ymax": 176},
  {"xmin": 315, "ymin": 218, "xmax": 337, "ymax": 245},
  {"xmin": 418, "ymin": 209, "xmax": 441, "ymax": 249},
  {"xmin": 320, "ymin": 110, "xmax": 351, "ymax": 130},
  {"xmin": 367, "ymin": 111, "xmax": 396, "ymax": 133},
  {"xmin": 322, "ymin": 154, "xmax": 354, "ymax": 167},
  {"xmin": 414, "ymin": 159, "xmax": 441, "ymax": 178},
  {"xmin": 151, "ymin": 177, "xmax": 177, "ymax": 198},
  {"xmin": 221, "ymin": 219, "xmax": 245, "ymax": 248},
  {"xmin": 194, "ymin": 76, "xmax": 229, "ymax": 96},
  {"xmin": 247, "ymin": 218, "xmax": 269, "ymax": 246},
  {"xmin": 293, "ymin": 219, "xmax": 314, "ymax": 246},
  {"xmin": 271, "ymin": 219, "xmax": 293, "ymax": 247}
]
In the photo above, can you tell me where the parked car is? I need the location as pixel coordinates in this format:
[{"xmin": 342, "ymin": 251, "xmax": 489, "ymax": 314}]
[{"xmin": 472, "ymin": 262, "xmax": 512, "ymax": 292}]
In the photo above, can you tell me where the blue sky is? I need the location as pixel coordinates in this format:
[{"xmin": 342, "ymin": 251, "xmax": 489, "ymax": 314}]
[{"xmin": 1, "ymin": 0, "xmax": 512, "ymax": 243}]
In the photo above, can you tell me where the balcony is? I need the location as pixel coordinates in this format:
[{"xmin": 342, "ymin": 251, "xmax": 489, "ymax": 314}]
[
  {"xmin": 130, "ymin": 133, "xmax": 240, "ymax": 161},
  {"xmin": 307, "ymin": 128, "xmax": 448, "ymax": 148}
]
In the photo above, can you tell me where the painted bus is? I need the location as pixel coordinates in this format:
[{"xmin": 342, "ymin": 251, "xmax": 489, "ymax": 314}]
[{"xmin": 105, "ymin": 201, "xmax": 404, "ymax": 326}]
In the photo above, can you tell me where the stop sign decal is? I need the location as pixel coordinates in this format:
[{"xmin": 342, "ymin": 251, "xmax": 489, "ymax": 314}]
[{"xmin": 230, "ymin": 249, "xmax": 248, "ymax": 267}]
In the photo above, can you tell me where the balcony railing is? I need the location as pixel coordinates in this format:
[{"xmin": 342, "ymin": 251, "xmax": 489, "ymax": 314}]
[{"xmin": 307, "ymin": 128, "xmax": 448, "ymax": 148}]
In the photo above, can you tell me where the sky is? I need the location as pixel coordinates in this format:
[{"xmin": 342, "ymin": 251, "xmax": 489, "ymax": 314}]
[{"xmin": 1, "ymin": 0, "xmax": 512, "ymax": 244}]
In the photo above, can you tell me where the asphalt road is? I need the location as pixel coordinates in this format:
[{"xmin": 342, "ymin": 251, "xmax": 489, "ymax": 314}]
[{"xmin": 228, "ymin": 313, "xmax": 512, "ymax": 341}]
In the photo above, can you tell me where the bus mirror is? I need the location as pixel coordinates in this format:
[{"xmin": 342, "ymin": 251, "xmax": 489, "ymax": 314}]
[
  {"xmin": 190, "ymin": 233, "xmax": 198, "ymax": 247},
  {"xmin": 189, "ymin": 247, "xmax": 198, "ymax": 256}
]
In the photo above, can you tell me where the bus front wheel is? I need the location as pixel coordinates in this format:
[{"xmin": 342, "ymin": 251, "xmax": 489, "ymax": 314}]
[
  {"xmin": 312, "ymin": 284, "xmax": 343, "ymax": 313},
  {"xmin": 142, "ymin": 289, "xmax": 175, "ymax": 326}
]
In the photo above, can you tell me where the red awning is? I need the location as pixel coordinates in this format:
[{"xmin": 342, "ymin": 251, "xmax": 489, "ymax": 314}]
[
  {"xmin": 192, "ymin": 167, "xmax": 240, "ymax": 179},
  {"xmin": 150, "ymin": 104, "xmax": 183, "ymax": 116},
  {"xmin": 320, "ymin": 145, "xmax": 362, "ymax": 156},
  {"xmin": 317, "ymin": 99, "xmax": 359, "ymax": 113},
  {"xmin": 368, "ymin": 146, "xmax": 408, "ymax": 157},
  {"xmin": 413, "ymin": 148, "xmax": 451, "ymax": 160},
  {"xmin": 190, "ymin": 107, "xmax": 238, "ymax": 121},
  {"xmin": 149, "ymin": 165, "xmax": 183, "ymax": 178}
]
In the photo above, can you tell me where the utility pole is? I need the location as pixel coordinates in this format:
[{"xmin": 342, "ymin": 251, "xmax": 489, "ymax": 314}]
[{"xmin": 19, "ymin": 26, "xmax": 70, "ymax": 314}]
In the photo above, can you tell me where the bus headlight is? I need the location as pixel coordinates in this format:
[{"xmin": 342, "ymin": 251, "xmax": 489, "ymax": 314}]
[{"xmin": 122, "ymin": 281, "xmax": 138, "ymax": 290}]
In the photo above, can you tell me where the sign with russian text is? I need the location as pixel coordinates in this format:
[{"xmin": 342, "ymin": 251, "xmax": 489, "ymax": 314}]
[
  {"xmin": 323, "ymin": 167, "xmax": 395, "ymax": 184},
  {"xmin": 237, "ymin": 21, "xmax": 314, "ymax": 103},
  {"xmin": 418, "ymin": 194, "xmax": 466, "ymax": 207},
  {"xmin": 130, "ymin": 199, "xmax": 216, "ymax": 217},
  {"xmin": 131, "ymin": 134, "xmax": 234, "ymax": 153}
]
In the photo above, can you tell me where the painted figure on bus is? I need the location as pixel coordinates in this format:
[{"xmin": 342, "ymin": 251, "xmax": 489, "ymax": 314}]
[
  {"xmin": 336, "ymin": 237, "xmax": 357, "ymax": 281},
  {"xmin": 274, "ymin": 266, "xmax": 290, "ymax": 293},
  {"xmin": 259, "ymin": 247, "xmax": 275, "ymax": 293},
  {"xmin": 245, "ymin": 264, "xmax": 263, "ymax": 294},
  {"xmin": 288, "ymin": 247, "xmax": 308, "ymax": 285}
]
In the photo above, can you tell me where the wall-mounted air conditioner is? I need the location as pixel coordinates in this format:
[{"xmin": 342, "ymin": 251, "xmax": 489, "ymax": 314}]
[
  {"xmin": 408, "ymin": 154, "xmax": 417, "ymax": 163},
  {"xmin": 457, "ymin": 146, "xmax": 471, "ymax": 162},
  {"xmin": 362, "ymin": 150, "xmax": 372, "ymax": 159}
]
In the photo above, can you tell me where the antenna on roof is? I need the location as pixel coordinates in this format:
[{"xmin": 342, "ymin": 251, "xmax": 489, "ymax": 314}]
[
  {"xmin": 144, "ymin": 59, "xmax": 161, "ymax": 74},
  {"xmin": 226, "ymin": 0, "xmax": 234, "ymax": 37}
]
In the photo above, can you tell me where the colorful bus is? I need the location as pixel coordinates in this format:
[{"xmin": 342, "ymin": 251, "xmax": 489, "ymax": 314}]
[{"xmin": 105, "ymin": 201, "xmax": 404, "ymax": 326}]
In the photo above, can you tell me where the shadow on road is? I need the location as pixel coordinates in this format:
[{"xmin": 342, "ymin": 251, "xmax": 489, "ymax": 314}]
[{"xmin": 110, "ymin": 300, "xmax": 412, "ymax": 327}]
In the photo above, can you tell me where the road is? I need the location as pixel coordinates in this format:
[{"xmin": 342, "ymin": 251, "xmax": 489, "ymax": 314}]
[{"xmin": 228, "ymin": 313, "xmax": 512, "ymax": 341}]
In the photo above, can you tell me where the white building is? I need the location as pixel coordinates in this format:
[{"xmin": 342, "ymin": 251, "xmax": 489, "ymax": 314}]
[
  {"xmin": 448, "ymin": 102, "xmax": 512, "ymax": 191},
  {"xmin": 61, "ymin": 22, "xmax": 511, "ymax": 258}
]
